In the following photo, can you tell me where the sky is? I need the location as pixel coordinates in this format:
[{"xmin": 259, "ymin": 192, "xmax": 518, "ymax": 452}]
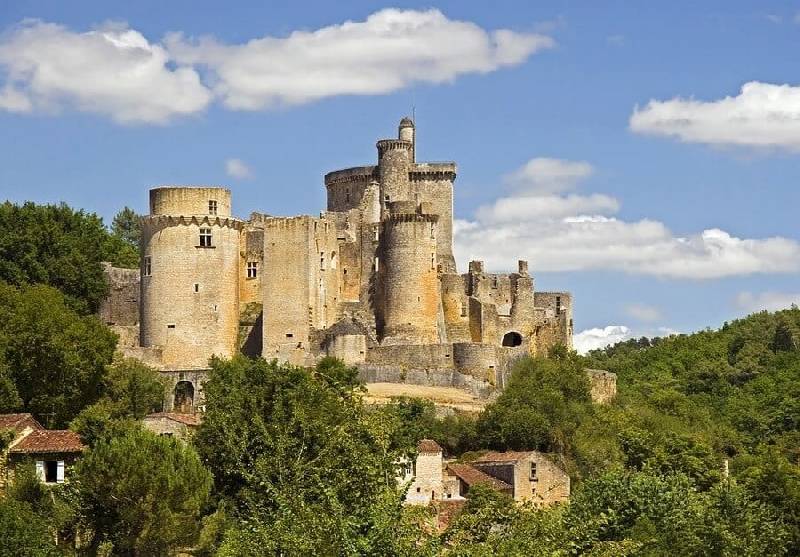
[{"xmin": 1, "ymin": 1, "xmax": 799, "ymax": 352}]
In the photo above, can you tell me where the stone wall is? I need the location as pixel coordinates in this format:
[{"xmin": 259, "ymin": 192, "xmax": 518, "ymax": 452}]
[
  {"xmin": 150, "ymin": 186, "xmax": 232, "ymax": 217},
  {"xmin": 99, "ymin": 263, "xmax": 139, "ymax": 326},
  {"xmin": 585, "ymin": 369, "xmax": 617, "ymax": 404}
]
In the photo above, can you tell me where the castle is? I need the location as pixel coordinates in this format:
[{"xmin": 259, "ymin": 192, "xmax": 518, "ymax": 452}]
[{"xmin": 101, "ymin": 118, "xmax": 573, "ymax": 413}]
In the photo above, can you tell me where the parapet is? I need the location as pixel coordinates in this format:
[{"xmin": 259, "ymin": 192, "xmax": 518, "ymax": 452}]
[
  {"xmin": 149, "ymin": 186, "xmax": 231, "ymax": 217},
  {"xmin": 518, "ymin": 260, "xmax": 529, "ymax": 275},
  {"xmin": 377, "ymin": 139, "xmax": 413, "ymax": 159}
]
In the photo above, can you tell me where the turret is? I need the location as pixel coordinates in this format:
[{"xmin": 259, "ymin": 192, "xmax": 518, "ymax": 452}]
[
  {"xmin": 399, "ymin": 117, "xmax": 415, "ymax": 162},
  {"xmin": 377, "ymin": 139, "xmax": 413, "ymax": 208}
]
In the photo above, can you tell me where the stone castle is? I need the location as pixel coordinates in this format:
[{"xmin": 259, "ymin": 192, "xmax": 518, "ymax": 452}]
[{"xmin": 101, "ymin": 118, "xmax": 573, "ymax": 412}]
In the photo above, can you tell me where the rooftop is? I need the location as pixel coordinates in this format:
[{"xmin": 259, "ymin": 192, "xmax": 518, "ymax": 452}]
[
  {"xmin": 10, "ymin": 430, "xmax": 84, "ymax": 454},
  {"xmin": 417, "ymin": 439, "xmax": 443, "ymax": 454},
  {"xmin": 446, "ymin": 463, "xmax": 512, "ymax": 492},
  {"xmin": 474, "ymin": 450, "xmax": 538, "ymax": 463},
  {"xmin": 144, "ymin": 412, "xmax": 201, "ymax": 426},
  {"xmin": 0, "ymin": 413, "xmax": 43, "ymax": 432}
]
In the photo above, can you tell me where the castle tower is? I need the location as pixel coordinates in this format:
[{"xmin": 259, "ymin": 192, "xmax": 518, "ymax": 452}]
[
  {"xmin": 140, "ymin": 187, "xmax": 242, "ymax": 369},
  {"xmin": 380, "ymin": 201, "xmax": 441, "ymax": 345},
  {"xmin": 377, "ymin": 138, "xmax": 413, "ymax": 207},
  {"xmin": 398, "ymin": 117, "xmax": 415, "ymax": 162}
]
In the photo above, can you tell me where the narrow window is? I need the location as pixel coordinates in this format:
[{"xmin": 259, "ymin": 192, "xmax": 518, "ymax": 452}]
[
  {"xmin": 44, "ymin": 460, "xmax": 57, "ymax": 483},
  {"xmin": 345, "ymin": 188, "xmax": 350, "ymax": 202},
  {"xmin": 374, "ymin": 257, "xmax": 379, "ymax": 272},
  {"xmin": 492, "ymin": 277, "xmax": 498, "ymax": 289},
  {"xmin": 556, "ymin": 296, "xmax": 562, "ymax": 314},
  {"xmin": 143, "ymin": 256, "xmax": 152, "ymax": 277},
  {"xmin": 247, "ymin": 261, "xmax": 258, "ymax": 278},
  {"xmin": 167, "ymin": 324, "xmax": 176, "ymax": 329},
  {"xmin": 320, "ymin": 252, "xmax": 326, "ymax": 270},
  {"xmin": 373, "ymin": 227, "xmax": 379, "ymax": 241},
  {"xmin": 461, "ymin": 302, "xmax": 467, "ymax": 317},
  {"xmin": 430, "ymin": 222, "xmax": 435, "ymax": 239},
  {"xmin": 384, "ymin": 194, "xmax": 390, "ymax": 205},
  {"xmin": 208, "ymin": 200, "xmax": 218, "ymax": 215},
  {"xmin": 199, "ymin": 228, "xmax": 212, "ymax": 247},
  {"xmin": 194, "ymin": 283, "xmax": 199, "ymax": 293},
  {"xmin": 530, "ymin": 462, "xmax": 538, "ymax": 481},
  {"xmin": 431, "ymin": 253, "xmax": 435, "ymax": 270},
  {"xmin": 286, "ymin": 333, "xmax": 294, "ymax": 338}
]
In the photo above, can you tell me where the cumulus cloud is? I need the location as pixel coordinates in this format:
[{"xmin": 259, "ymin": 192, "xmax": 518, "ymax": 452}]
[
  {"xmin": 735, "ymin": 291, "xmax": 800, "ymax": 313},
  {"xmin": 165, "ymin": 9, "xmax": 552, "ymax": 110},
  {"xmin": 454, "ymin": 158, "xmax": 800, "ymax": 279},
  {"xmin": 504, "ymin": 157, "xmax": 594, "ymax": 194},
  {"xmin": 630, "ymin": 81, "xmax": 800, "ymax": 150},
  {"xmin": 625, "ymin": 303, "xmax": 662, "ymax": 322},
  {"xmin": 225, "ymin": 158, "xmax": 252, "ymax": 180},
  {"xmin": 573, "ymin": 325, "xmax": 632, "ymax": 354},
  {"xmin": 0, "ymin": 11, "xmax": 550, "ymax": 122},
  {"xmin": 0, "ymin": 19, "xmax": 212, "ymax": 124}
]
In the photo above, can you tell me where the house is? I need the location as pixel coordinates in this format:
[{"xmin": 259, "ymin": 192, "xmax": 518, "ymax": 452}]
[
  {"xmin": 0, "ymin": 414, "xmax": 85, "ymax": 487},
  {"xmin": 402, "ymin": 439, "xmax": 462, "ymax": 505},
  {"xmin": 472, "ymin": 451, "xmax": 570, "ymax": 507},
  {"xmin": 445, "ymin": 462, "xmax": 512, "ymax": 498},
  {"xmin": 142, "ymin": 412, "xmax": 201, "ymax": 440}
]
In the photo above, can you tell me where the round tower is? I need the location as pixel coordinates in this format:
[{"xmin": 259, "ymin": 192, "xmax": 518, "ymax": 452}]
[
  {"xmin": 376, "ymin": 138, "xmax": 413, "ymax": 207},
  {"xmin": 380, "ymin": 201, "xmax": 440, "ymax": 345},
  {"xmin": 398, "ymin": 117, "xmax": 415, "ymax": 162},
  {"xmin": 140, "ymin": 186, "xmax": 242, "ymax": 369}
]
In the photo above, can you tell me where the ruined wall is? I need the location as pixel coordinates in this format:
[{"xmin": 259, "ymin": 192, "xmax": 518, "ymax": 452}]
[
  {"xmin": 380, "ymin": 203, "xmax": 440, "ymax": 345},
  {"xmin": 140, "ymin": 187, "xmax": 241, "ymax": 369},
  {"xmin": 99, "ymin": 263, "xmax": 139, "ymax": 326},
  {"xmin": 586, "ymin": 369, "xmax": 617, "ymax": 404}
]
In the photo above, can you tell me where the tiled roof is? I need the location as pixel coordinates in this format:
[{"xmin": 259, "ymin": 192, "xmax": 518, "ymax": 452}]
[
  {"xmin": 474, "ymin": 450, "xmax": 535, "ymax": 463},
  {"xmin": 10, "ymin": 430, "xmax": 84, "ymax": 454},
  {"xmin": 417, "ymin": 439, "xmax": 443, "ymax": 454},
  {"xmin": 144, "ymin": 412, "xmax": 201, "ymax": 426},
  {"xmin": 446, "ymin": 463, "xmax": 512, "ymax": 491},
  {"xmin": 0, "ymin": 413, "xmax": 43, "ymax": 432}
]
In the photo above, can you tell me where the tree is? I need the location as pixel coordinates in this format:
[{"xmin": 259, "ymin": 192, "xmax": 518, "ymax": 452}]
[
  {"xmin": 0, "ymin": 202, "xmax": 137, "ymax": 312},
  {"xmin": 75, "ymin": 425, "xmax": 212, "ymax": 556},
  {"xmin": 195, "ymin": 356, "xmax": 408, "ymax": 555},
  {"xmin": 111, "ymin": 206, "xmax": 141, "ymax": 248},
  {"xmin": 0, "ymin": 499, "xmax": 59, "ymax": 557},
  {"xmin": 0, "ymin": 282, "xmax": 117, "ymax": 427}
]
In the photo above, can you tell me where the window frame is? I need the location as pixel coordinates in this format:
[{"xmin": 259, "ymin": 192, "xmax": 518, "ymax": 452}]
[{"xmin": 199, "ymin": 227, "xmax": 213, "ymax": 247}]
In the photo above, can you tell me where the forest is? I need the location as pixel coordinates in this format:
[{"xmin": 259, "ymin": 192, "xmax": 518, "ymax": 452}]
[{"xmin": 0, "ymin": 202, "xmax": 798, "ymax": 556}]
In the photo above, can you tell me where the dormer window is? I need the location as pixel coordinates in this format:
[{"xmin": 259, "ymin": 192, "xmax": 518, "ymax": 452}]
[{"xmin": 208, "ymin": 200, "xmax": 217, "ymax": 215}]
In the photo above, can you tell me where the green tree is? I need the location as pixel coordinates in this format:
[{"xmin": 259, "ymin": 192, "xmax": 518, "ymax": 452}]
[
  {"xmin": 195, "ymin": 356, "xmax": 408, "ymax": 555},
  {"xmin": 75, "ymin": 424, "xmax": 212, "ymax": 556},
  {"xmin": 0, "ymin": 202, "xmax": 137, "ymax": 312},
  {"xmin": 111, "ymin": 206, "xmax": 141, "ymax": 248},
  {"xmin": 0, "ymin": 499, "xmax": 59, "ymax": 557},
  {"xmin": 0, "ymin": 282, "xmax": 117, "ymax": 427}
]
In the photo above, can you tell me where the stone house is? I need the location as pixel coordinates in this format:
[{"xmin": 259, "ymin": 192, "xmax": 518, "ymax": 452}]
[
  {"xmin": 0, "ymin": 414, "xmax": 85, "ymax": 487},
  {"xmin": 402, "ymin": 439, "xmax": 462, "ymax": 505},
  {"xmin": 142, "ymin": 412, "xmax": 201, "ymax": 440},
  {"xmin": 472, "ymin": 451, "xmax": 570, "ymax": 507}
]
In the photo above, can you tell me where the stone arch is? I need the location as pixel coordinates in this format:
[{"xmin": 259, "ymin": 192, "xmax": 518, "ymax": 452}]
[
  {"xmin": 502, "ymin": 331, "xmax": 523, "ymax": 347},
  {"xmin": 174, "ymin": 380, "xmax": 195, "ymax": 413}
]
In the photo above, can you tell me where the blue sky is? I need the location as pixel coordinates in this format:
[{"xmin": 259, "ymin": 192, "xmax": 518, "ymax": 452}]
[{"xmin": 1, "ymin": 1, "xmax": 799, "ymax": 351}]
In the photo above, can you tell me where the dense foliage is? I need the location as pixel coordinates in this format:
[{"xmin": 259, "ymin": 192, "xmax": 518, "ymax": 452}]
[{"xmin": 0, "ymin": 202, "xmax": 137, "ymax": 312}]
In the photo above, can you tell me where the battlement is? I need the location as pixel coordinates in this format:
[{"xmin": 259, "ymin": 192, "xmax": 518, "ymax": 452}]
[
  {"xmin": 409, "ymin": 162, "xmax": 457, "ymax": 182},
  {"xmin": 150, "ymin": 186, "xmax": 231, "ymax": 217},
  {"xmin": 141, "ymin": 214, "xmax": 244, "ymax": 231},
  {"xmin": 376, "ymin": 139, "xmax": 413, "ymax": 159},
  {"xmin": 324, "ymin": 166, "xmax": 378, "ymax": 186}
]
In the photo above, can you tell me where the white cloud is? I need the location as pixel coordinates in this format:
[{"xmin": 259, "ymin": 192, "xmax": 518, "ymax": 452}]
[
  {"xmin": 625, "ymin": 303, "xmax": 662, "ymax": 322},
  {"xmin": 454, "ymin": 159, "xmax": 800, "ymax": 279},
  {"xmin": 573, "ymin": 325, "xmax": 632, "ymax": 354},
  {"xmin": 504, "ymin": 157, "xmax": 594, "ymax": 194},
  {"xmin": 735, "ymin": 291, "xmax": 800, "ymax": 313},
  {"xmin": 0, "ymin": 20, "xmax": 212, "ymax": 124},
  {"xmin": 630, "ymin": 81, "xmax": 800, "ymax": 150},
  {"xmin": 165, "ymin": 8, "xmax": 553, "ymax": 109},
  {"xmin": 225, "ymin": 158, "xmax": 252, "ymax": 180}
]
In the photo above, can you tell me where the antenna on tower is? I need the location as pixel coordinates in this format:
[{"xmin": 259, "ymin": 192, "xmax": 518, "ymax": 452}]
[{"xmin": 412, "ymin": 105, "xmax": 416, "ymax": 124}]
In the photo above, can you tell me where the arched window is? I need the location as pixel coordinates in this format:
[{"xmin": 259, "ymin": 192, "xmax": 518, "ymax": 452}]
[
  {"xmin": 174, "ymin": 381, "xmax": 194, "ymax": 413},
  {"xmin": 502, "ymin": 331, "xmax": 523, "ymax": 347}
]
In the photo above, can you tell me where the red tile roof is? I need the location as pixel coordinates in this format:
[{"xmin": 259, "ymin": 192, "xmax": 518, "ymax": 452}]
[
  {"xmin": 144, "ymin": 412, "xmax": 201, "ymax": 426},
  {"xmin": 10, "ymin": 430, "xmax": 84, "ymax": 454},
  {"xmin": 417, "ymin": 439, "xmax": 443, "ymax": 454},
  {"xmin": 0, "ymin": 413, "xmax": 43, "ymax": 433},
  {"xmin": 446, "ymin": 463, "xmax": 512, "ymax": 492}
]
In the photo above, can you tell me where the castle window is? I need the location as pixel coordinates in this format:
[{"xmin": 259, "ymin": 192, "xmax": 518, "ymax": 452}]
[
  {"xmin": 247, "ymin": 261, "xmax": 258, "ymax": 278},
  {"xmin": 208, "ymin": 200, "xmax": 217, "ymax": 215},
  {"xmin": 286, "ymin": 333, "xmax": 294, "ymax": 338},
  {"xmin": 320, "ymin": 252, "xmax": 326, "ymax": 270},
  {"xmin": 199, "ymin": 228, "xmax": 212, "ymax": 247},
  {"xmin": 346, "ymin": 188, "xmax": 350, "ymax": 202},
  {"xmin": 430, "ymin": 223, "xmax": 435, "ymax": 239},
  {"xmin": 492, "ymin": 277, "xmax": 498, "ymax": 289},
  {"xmin": 374, "ymin": 257, "xmax": 379, "ymax": 272},
  {"xmin": 530, "ymin": 462, "xmax": 538, "ymax": 481},
  {"xmin": 431, "ymin": 253, "xmax": 435, "ymax": 270},
  {"xmin": 143, "ymin": 256, "xmax": 152, "ymax": 277},
  {"xmin": 461, "ymin": 302, "xmax": 467, "ymax": 317},
  {"xmin": 194, "ymin": 283, "xmax": 199, "ymax": 293},
  {"xmin": 384, "ymin": 195, "xmax": 390, "ymax": 204},
  {"xmin": 556, "ymin": 296, "xmax": 562, "ymax": 314},
  {"xmin": 374, "ymin": 227, "xmax": 379, "ymax": 241}
]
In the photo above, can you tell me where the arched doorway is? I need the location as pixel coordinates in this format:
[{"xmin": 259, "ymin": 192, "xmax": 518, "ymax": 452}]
[
  {"xmin": 502, "ymin": 331, "xmax": 523, "ymax": 347},
  {"xmin": 174, "ymin": 381, "xmax": 194, "ymax": 413}
]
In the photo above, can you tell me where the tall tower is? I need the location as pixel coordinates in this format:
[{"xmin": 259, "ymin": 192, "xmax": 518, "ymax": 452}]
[
  {"xmin": 377, "ymin": 138, "xmax": 413, "ymax": 206},
  {"xmin": 140, "ymin": 187, "xmax": 241, "ymax": 369},
  {"xmin": 398, "ymin": 117, "xmax": 415, "ymax": 162},
  {"xmin": 380, "ymin": 201, "xmax": 441, "ymax": 345}
]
